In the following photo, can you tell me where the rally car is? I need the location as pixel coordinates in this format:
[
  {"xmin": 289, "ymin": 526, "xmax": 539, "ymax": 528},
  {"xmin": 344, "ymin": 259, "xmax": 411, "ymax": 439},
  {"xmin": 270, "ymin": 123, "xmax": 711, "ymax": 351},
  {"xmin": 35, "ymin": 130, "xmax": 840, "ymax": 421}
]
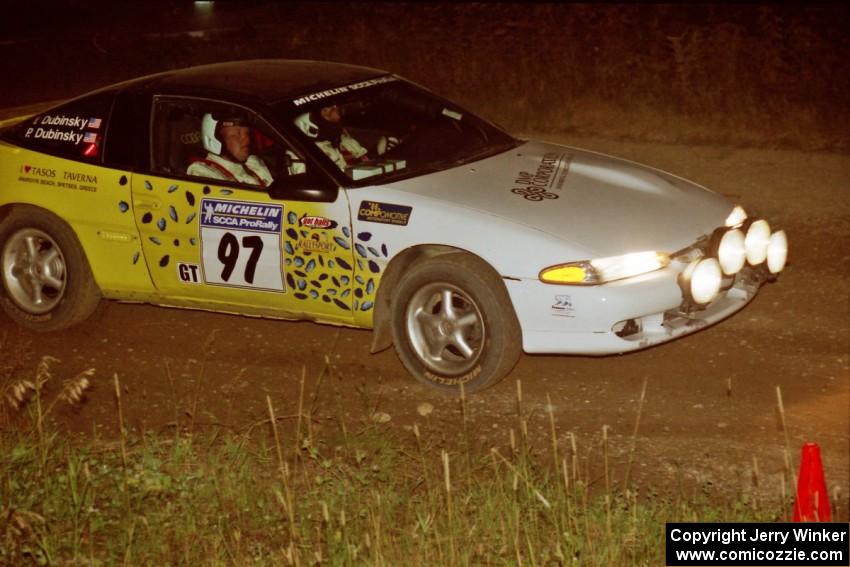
[{"xmin": 0, "ymin": 59, "xmax": 788, "ymax": 392}]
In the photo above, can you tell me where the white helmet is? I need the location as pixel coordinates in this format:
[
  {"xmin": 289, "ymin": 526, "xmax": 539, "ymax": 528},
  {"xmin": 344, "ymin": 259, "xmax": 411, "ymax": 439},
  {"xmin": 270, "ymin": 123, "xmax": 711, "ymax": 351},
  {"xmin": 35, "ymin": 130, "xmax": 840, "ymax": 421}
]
[
  {"xmin": 201, "ymin": 113, "xmax": 222, "ymax": 154},
  {"xmin": 201, "ymin": 112, "xmax": 248, "ymax": 155},
  {"xmin": 294, "ymin": 112, "xmax": 319, "ymax": 139}
]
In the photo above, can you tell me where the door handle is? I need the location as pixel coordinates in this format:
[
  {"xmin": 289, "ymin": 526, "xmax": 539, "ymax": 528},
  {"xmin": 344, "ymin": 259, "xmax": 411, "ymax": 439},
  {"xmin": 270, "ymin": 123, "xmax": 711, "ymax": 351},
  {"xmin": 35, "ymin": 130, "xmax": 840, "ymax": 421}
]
[{"xmin": 134, "ymin": 198, "xmax": 161, "ymax": 210}]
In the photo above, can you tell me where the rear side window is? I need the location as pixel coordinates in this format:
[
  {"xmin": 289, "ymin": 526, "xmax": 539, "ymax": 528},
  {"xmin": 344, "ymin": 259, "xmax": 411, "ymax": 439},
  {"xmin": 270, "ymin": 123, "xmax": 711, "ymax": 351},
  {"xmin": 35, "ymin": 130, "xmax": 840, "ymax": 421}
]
[{"xmin": 12, "ymin": 92, "xmax": 113, "ymax": 162}]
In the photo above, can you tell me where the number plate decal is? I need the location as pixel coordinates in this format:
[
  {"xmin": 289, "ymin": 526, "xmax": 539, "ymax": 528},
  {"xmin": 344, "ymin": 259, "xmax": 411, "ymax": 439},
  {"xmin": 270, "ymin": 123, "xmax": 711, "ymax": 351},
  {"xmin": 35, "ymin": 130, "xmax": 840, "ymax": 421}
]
[{"xmin": 199, "ymin": 199, "xmax": 285, "ymax": 292}]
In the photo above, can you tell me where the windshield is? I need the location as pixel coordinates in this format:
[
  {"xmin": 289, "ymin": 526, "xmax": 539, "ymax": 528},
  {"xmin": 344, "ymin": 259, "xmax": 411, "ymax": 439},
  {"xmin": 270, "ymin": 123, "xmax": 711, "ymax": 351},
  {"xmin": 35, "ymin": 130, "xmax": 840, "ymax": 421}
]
[{"xmin": 275, "ymin": 77, "xmax": 518, "ymax": 183}]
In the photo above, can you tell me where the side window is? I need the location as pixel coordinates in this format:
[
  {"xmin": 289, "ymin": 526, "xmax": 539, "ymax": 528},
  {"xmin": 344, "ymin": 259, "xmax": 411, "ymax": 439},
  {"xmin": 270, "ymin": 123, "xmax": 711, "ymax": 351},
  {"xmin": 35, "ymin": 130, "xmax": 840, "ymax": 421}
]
[
  {"xmin": 103, "ymin": 90, "xmax": 150, "ymax": 171},
  {"xmin": 12, "ymin": 92, "xmax": 113, "ymax": 162},
  {"xmin": 151, "ymin": 97, "xmax": 305, "ymax": 189}
]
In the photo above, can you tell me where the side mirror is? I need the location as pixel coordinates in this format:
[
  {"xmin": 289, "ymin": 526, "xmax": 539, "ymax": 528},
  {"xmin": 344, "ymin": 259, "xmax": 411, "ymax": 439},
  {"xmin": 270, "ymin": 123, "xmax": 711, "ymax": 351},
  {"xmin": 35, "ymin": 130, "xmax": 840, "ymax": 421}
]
[{"xmin": 268, "ymin": 170, "xmax": 339, "ymax": 203}]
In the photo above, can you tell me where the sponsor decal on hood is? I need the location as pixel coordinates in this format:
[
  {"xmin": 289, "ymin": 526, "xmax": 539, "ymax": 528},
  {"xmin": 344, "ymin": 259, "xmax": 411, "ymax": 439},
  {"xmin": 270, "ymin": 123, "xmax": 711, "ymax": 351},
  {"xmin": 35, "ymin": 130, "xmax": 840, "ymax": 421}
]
[
  {"xmin": 387, "ymin": 140, "xmax": 733, "ymax": 255},
  {"xmin": 510, "ymin": 152, "xmax": 573, "ymax": 201}
]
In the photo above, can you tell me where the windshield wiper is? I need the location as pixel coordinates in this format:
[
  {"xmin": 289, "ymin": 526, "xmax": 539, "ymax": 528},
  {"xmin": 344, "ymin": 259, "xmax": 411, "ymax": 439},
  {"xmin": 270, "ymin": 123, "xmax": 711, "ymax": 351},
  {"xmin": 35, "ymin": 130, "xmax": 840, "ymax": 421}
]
[{"xmin": 451, "ymin": 140, "xmax": 518, "ymax": 167}]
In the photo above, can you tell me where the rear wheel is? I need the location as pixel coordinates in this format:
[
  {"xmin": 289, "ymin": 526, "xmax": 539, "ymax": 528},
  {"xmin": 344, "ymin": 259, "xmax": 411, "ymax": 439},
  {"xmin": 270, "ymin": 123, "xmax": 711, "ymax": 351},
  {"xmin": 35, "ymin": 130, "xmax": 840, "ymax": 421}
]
[
  {"xmin": 0, "ymin": 207, "xmax": 101, "ymax": 331},
  {"xmin": 391, "ymin": 252, "xmax": 522, "ymax": 392}
]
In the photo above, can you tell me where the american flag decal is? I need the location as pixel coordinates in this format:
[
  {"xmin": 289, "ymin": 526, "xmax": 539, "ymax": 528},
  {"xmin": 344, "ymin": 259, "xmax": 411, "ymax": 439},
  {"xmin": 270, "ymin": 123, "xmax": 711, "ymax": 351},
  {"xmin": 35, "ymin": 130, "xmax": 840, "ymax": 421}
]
[{"xmin": 87, "ymin": 117, "xmax": 102, "ymax": 129}]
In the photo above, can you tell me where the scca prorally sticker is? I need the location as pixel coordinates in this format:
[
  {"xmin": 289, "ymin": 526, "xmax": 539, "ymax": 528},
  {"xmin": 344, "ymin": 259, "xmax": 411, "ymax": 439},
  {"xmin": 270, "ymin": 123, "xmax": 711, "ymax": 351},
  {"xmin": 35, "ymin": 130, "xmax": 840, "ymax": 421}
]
[
  {"xmin": 199, "ymin": 199, "xmax": 285, "ymax": 292},
  {"xmin": 357, "ymin": 200, "xmax": 412, "ymax": 226},
  {"xmin": 177, "ymin": 262, "xmax": 201, "ymax": 284},
  {"xmin": 510, "ymin": 152, "xmax": 573, "ymax": 201},
  {"xmin": 551, "ymin": 295, "xmax": 575, "ymax": 317},
  {"xmin": 299, "ymin": 215, "xmax": 338, "ymax": 229}
]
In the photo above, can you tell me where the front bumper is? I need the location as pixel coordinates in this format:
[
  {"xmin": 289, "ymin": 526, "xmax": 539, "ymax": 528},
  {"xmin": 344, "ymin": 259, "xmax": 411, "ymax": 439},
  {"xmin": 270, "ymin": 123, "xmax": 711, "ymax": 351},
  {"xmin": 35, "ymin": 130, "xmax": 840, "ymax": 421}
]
[{"xmin": 506, "ymin": 265, "xmax": 767, "ymax": 355}]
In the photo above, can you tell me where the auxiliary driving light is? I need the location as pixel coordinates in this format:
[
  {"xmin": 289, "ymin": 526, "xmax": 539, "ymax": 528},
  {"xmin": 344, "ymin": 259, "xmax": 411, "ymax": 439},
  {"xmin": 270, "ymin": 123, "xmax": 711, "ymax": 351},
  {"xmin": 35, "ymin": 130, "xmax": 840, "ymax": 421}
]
[
  {"xmin": 744, "ymin": 219, "xmax": 771, "ymax": 266},
  {"xmin": 766, "ymin": 230, "xmax": 788, "ymax": 274},
  {"xmin": 715, "ymin": 228, "xmax": 746, "ymax": 275},
  {"xmin": 725, "ymin": 205, "xmax": 747, "ymax": 228},
  {"xmin": 681, "ymin": 258, "xmax": 722, "ymax": 306}
]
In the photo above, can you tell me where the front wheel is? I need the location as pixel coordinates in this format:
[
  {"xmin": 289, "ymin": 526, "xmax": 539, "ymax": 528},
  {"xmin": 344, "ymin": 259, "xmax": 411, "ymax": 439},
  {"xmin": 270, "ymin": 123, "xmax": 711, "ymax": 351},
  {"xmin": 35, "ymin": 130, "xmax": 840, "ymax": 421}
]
[
  {"xmin": 0, "ymin": 206, "xmax": 101, "ymax": 331},
  {"xmin": 390, "ymin": 252, "xmax": 522, "ymax": 392}
]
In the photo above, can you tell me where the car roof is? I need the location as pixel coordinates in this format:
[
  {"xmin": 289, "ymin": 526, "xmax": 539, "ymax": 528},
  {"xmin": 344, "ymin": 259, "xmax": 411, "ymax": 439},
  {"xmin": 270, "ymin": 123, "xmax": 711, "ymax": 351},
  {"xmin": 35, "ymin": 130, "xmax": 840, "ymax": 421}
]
[{"xmin": 109, "ymin": 59, "xmax": 389, "ymax": 105}]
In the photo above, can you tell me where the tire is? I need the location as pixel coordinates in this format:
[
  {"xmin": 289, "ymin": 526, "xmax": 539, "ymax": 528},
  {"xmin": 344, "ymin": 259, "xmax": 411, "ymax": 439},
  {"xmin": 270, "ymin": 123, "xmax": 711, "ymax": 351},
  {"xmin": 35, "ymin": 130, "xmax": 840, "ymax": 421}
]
[
  {"xmin": 0, "ymin": 206, "xmax": 101, "ymax": 331},
  {"xmin": 390, "ymin": 252, "xmax": 522, "ymax": 393}
]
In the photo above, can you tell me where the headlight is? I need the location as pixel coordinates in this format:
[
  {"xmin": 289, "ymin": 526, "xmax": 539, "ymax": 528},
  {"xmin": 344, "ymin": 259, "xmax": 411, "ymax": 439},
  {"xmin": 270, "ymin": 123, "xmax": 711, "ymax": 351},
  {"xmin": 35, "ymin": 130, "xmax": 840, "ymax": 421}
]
[
  {"xmin": 540, "ymin": 251, "xmax": 670, "ymax": 285},
  {"xmin": 766, "ymin": 230, "xmax": 788, "ymax": 274},
  {"xmin": 725, "ymin": 205, "xmax": 747, "ymax": 228},
  {"xmin": 680, "ymin": 258, "xmax": 722, "ymax": 305},
  {"xmin": 744, "ymin": 219, "xmax": 771, "ymax": 265}
]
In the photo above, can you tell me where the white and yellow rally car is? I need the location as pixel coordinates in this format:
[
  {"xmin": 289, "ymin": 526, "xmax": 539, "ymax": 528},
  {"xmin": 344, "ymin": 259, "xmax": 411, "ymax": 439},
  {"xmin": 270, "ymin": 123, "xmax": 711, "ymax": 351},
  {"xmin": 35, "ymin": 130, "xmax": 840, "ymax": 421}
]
[{"xmin": 0, "ymin": 60, "xmax": 788, "ymax": 391}]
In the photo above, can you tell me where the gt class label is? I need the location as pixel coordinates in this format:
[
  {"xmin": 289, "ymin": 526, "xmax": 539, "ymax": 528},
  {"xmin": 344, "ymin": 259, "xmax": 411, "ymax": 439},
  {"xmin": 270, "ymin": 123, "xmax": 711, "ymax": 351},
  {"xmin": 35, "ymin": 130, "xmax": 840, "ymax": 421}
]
[{"xmin": 199, "ymin": 199, "xmax": 285, "ymax": 292}]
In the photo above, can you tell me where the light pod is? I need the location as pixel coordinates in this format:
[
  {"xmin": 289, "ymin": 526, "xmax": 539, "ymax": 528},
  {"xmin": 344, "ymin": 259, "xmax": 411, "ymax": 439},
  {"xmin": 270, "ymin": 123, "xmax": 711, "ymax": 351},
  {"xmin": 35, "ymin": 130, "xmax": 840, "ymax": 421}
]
[
  {"xmin": 744, "ymin": 219, "xmax": 771, "ymax": 266},
  {"xmin": 766, "ymin": 230, "xmax": 788, "ymax": 274},
  {"xmin": 715, "ymin": 228, "xmax": 746, "ymax": 275},
  {"xmin": 681, "ymin": 258, "xmax": 722, "ymax": 305},
  {"xmin": 725, "ymin": 205, "xmax": 747, "ymax": 227}
]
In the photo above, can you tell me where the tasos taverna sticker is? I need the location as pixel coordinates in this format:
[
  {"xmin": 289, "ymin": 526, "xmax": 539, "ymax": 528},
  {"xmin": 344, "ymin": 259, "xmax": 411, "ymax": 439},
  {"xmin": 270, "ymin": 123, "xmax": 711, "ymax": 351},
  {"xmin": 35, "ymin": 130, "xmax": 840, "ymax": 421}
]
[
  {"xmin": 358, "ymin": 200, "xmax": 412, "ymax": 226},
  {"xmin": 199, "ymin": 199, "xmax": 285, "ymax": 292}
]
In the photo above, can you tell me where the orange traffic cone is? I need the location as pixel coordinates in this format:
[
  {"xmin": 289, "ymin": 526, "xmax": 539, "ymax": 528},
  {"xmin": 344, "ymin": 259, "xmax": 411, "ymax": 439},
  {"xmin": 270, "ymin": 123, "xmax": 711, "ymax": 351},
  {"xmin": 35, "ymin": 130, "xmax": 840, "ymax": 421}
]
[{"xmin": 793, "ymin": 442, "xmax": 831, "ymax": 522}]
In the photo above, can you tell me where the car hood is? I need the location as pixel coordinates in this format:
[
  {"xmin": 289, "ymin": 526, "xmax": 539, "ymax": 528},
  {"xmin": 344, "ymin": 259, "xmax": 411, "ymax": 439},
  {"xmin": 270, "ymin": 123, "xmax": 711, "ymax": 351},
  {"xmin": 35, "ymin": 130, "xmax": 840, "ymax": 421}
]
[{"xmin": 390, "ymin": 140, "xmax": 733, "ymax": 257}]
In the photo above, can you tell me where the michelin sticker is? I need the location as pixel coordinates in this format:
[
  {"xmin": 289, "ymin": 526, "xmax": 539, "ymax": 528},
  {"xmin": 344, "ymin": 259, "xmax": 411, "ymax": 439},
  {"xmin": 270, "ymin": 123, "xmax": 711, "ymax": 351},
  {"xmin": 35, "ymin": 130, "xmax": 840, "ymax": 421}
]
[
  {"xmin": 292, "ymin": 76, "xmax": 398, "ymax": 107},
  {"xmin": 199, "ymin": 199, "xmax": 285, "ymax": 292}
]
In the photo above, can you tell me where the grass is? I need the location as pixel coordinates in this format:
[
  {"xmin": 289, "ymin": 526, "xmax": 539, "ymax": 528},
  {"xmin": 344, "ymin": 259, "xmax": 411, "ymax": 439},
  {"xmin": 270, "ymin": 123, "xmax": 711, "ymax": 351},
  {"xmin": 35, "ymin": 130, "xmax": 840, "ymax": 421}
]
[{"xmin": 1, "ymin": 357, "xmax": 796, "ymax": 566}]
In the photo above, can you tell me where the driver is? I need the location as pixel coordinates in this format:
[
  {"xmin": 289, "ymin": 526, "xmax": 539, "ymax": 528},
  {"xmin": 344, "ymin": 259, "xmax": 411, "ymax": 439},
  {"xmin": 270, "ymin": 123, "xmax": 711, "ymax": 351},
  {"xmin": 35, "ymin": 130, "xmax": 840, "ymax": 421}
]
[
  {"xmin": 295, "ymin": 104, "xmax": 398, "ymax": 171},
  {"xmin": 187, "ymin": 112, "xmax": 274, "ymax": 187}
]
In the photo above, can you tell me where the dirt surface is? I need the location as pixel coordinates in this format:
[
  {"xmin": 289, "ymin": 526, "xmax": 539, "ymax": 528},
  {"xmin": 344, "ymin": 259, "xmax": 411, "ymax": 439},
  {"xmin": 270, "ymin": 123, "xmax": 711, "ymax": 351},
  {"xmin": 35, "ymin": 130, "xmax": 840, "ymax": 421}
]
[{"xmin": 2, "ymin": 134, "xmax": 848, "ymax": 517}]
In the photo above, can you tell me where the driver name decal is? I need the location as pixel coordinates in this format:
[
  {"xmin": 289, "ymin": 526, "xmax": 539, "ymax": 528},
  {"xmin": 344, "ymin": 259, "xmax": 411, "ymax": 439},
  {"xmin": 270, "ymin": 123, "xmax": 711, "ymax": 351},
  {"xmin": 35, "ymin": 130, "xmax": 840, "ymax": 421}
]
[
  {"xmin": 357, "ymin": 200, "xmax": 412, "ymax": 226},
  {"xmin": 23, "ymin": 114, "xmax": 103, "ymax": 147},
  {"xmin": 199, "ymin": 199, "xmax": 285, "ymax": 292},
  {"xmin": 510, "ymin": 152, "xmax": 573, "ymax": 201}
]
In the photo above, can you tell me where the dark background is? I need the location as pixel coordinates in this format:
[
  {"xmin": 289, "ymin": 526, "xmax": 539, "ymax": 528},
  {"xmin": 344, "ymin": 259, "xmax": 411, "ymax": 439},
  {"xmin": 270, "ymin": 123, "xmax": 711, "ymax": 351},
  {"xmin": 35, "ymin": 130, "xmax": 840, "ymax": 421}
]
[{"xmin": 2, "ymin": 2, "xmax": 849, "ymax": 149}]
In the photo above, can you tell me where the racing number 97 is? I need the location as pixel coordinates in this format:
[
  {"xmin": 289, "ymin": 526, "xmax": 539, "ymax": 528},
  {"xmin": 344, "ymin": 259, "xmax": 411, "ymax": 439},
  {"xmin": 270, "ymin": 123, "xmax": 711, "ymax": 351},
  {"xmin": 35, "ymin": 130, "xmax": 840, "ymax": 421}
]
[{"xmin": 218, "ymin": 232, "xmax": 263, "ymax": 284}]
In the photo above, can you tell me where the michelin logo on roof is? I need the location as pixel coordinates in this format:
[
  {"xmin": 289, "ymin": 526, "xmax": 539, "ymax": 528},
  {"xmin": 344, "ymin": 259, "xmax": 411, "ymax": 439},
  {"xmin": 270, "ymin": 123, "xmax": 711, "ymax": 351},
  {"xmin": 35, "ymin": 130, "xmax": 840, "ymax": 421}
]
[{"xmin": 292, "ymin": 76, "xmax": 398, "ymax": 106}]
